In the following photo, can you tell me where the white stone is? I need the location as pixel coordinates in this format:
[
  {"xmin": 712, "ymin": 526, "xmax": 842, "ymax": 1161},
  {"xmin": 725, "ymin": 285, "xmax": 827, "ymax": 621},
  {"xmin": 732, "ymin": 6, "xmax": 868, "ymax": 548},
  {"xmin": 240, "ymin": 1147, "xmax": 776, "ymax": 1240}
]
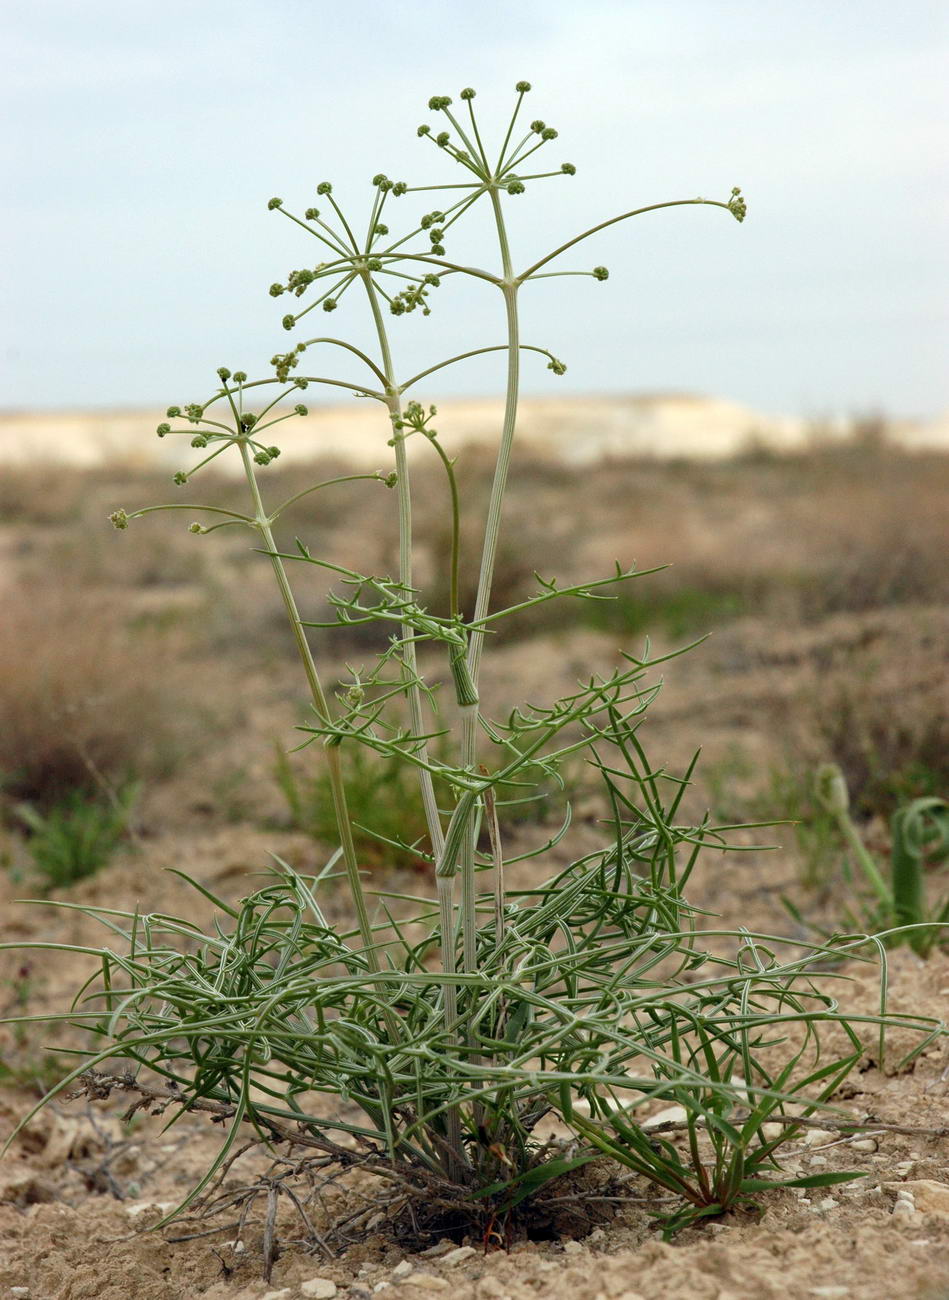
[
  {"xmin": 811, "ymin": 1197, "xmax": 839, "ymax": 1212},
  {"xmin": 443, "ymin": 1246, "xmax": 477, "ymax": 1266},
  {"xmin": 902, "ymin": 1179, "xmax": 949, "ymax": 1215},
  {"xmin": 892, "ymin": 1200, "xmax": 917, "ymax": 1219},
  {"xmin": 10, "ymin": 1289, "xmax": 31, "ymax": 1299},
  {"xmin": 392, "ymin": 1262, "xmax": 414, "ymax": 1279},
  {"xmin": 848, "ymin": 1138, "xmax": 877, "ymax": 1153},
  {"xmin": 300, "ymin": 1281, "xmax": 338, "ymax": 1299},
  {"xmin": 808, "ymin": 1155, "xmax": 829, "ymax": 1167},
  {"xmin": 408, "ymin": 1277, "xmax": 449, "ymax": 1292},
  {"xmin": 761, "ymin": 1123, "xmax": 784, "ymax": 1141},
  {"xmin": 261, "ymin": 1291, "xmax": 293, "ymax": 1300},
  {"xmin": 894, "ymin": 1161, "xmax": 916, "ymax": 1177},
  {"xmin": 642, "ymin": 1105, "xmax": 687, "ymax": 1129},
  {"xmin": 125, "ymin": 1201, "xmax": 176, "ymax": 1218},
  {"xmin": 562, "ymin": 1239, "xmax": 584, "ymax": 1254},
  {"xmin": 419, "ymin": 1241, "xmax": 454, "ymax": 1259},
  {"xmin": 804, "ymin": 1129, "xmax": 836, "ymax": 1146}
]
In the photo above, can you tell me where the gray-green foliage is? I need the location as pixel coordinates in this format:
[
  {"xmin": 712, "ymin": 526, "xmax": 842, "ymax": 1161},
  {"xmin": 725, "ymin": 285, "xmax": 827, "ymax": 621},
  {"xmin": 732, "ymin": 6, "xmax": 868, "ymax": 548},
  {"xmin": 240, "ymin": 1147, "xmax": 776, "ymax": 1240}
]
[{"xmin": 3, "ymin": 85, "xmax": 941, "ymax": 1242}]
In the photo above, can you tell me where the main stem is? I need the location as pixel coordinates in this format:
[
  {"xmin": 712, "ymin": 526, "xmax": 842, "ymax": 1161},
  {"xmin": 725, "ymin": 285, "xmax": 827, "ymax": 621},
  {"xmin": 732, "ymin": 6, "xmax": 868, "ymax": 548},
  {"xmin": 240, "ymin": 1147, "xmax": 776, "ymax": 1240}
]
[
  {"xmin": 458, "ymin": 187, "xmax": 521, "ymax": 974},
  {"xmin": 237, "ymin": 440, "xmax": 378, "ymax": 967},
  {"xmin": 359, "ymin": 272, "xmax": 464, "ymax": 1176}
]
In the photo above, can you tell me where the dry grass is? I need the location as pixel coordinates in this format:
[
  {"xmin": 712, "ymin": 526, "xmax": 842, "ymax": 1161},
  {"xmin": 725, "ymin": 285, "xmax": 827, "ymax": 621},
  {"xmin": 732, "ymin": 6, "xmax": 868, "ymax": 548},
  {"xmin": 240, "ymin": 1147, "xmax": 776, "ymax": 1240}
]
[
  {"xmin": 1, "ymin": 439, "xmax": 945, "ymax": 825},
  {"xmin": 0, "ymin": 580, "xmax": 196, "ymax": 808}
]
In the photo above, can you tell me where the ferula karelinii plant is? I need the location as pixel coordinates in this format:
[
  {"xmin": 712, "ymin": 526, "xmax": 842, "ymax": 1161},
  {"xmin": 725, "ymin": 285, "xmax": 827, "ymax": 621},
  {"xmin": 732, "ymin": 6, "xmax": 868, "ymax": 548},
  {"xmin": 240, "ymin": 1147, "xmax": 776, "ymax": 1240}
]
[{"xmin": 6, "ymin": 84, "xmax": 942, "ymax": 1248}]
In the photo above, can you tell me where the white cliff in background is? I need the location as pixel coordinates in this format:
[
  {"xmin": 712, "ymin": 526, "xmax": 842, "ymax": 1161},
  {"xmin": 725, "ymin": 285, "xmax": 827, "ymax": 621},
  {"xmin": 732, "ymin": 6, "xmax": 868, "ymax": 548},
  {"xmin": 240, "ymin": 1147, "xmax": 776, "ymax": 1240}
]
[{"xmin": 1, "ymin": 394, "xmax": 945, "ymax": 471}]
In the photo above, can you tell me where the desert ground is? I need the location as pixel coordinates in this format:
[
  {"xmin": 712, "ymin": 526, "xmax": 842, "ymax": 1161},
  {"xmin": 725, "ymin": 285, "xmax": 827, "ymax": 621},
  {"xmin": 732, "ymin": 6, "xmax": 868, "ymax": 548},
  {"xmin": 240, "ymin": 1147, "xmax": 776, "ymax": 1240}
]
[{"xmin": 1, "ymin": 405, "xmax": 947, "ymax": 1299}]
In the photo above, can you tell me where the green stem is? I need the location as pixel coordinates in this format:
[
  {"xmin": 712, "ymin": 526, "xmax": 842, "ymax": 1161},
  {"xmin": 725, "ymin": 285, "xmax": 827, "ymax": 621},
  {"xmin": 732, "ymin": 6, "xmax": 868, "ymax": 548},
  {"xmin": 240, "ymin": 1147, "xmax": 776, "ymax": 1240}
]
[
  {"xmin": 457, "ymin": 188, "xmax": 521, "ymax": 975},
  {"xmin": 236, "ymin": 440, "xmax": 378, "ymax": 967},
  {"xmin": 518, "ymin": 198, "xmax": 738, "ymax": 281},
  {"xmin": 358, "ymin": 272, "xmax": 446, "ymax": 862},
  {"xmin": 357, "ymin": 270, "xmax": 465, "ymax": 1175}
]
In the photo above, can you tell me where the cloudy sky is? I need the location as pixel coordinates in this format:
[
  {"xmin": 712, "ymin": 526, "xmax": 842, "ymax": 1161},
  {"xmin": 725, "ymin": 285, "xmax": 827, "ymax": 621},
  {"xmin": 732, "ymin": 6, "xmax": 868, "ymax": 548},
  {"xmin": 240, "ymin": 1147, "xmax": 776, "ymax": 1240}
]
[{"xmin": 3, "ymin": 0, "xmax": 947, "ymax": 419}]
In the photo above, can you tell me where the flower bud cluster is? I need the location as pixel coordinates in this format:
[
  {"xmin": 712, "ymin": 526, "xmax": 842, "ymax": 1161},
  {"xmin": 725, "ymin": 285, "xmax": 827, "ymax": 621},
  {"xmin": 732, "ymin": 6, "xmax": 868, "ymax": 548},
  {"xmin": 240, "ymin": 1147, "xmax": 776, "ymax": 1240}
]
[
  {"xmin": 727, "ymin": 187, "xmax": 747, "ymax": 222},
  {"xmin": 390, "ymin": 273, "xmax": 441, "ymax": 317},
  {"xmin": 392, "ymin": 401, "xmax": 439, "ymax": 442}
]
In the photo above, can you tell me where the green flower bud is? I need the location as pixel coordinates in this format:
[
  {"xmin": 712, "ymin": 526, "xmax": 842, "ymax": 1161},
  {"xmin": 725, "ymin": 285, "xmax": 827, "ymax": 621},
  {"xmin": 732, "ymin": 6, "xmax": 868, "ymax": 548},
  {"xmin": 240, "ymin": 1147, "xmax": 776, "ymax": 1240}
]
[
  {"xmin": 417, "ymin": 124, "xmax": 431, "ymax": 136},
  {"xmin": 254, "ymin": 451, "xmax": 271, "ymax": 465},
  {"xmin": 430, "ymin": 243, "xmax": 445, "ymax": 256},
  {"xmin": 294, "ymin": 377, "xmax": 309, "ymax": 389},
  {"xmin": 372, "ymin": 172, "xmax": 388, "ymax": 186},
  {"xmin": 267, "ymin": 197, "xmax": 283, "ymax": 210},
  {"xmin": 316, "ymin": 181, "xmax": 332, "ymax": 195},
  {"xmin": 541, "ymin": 127, "xmax": 558, "ymax": 140},
  {"xmin": 185, "ymin": 404, "xmax": 203, "ymax": 421},
  {"xmin": 166, "ymin": 405, "xmax": 181, "ymax": 417},
  {"xmin": 428, "ymin": 95, "xmax": 452, "ymax": 111},
  {"xmin": 270, "ymin": 283, "xmax": 285, "ymax": 297},
  {"xmin": 233, "ymin": 371, "xmax": 247, "ymax": 383},
  {"xmin": 322, "ymin": 297, "xmax": 338, "ymax": 312},
  {"xmin": 435, "ymin": 131, "xmax": 450, "ymax": 147},
  {"xmin": 374, "ymin": 222, "xmax": 389, "ymax": 236},
  {"xmin": 515, "ymin": 80, "xmax": 531, "ymax": 93},
  {"xmin": 189, "ymin": 522, "xmax": 202, "ymax": 534},
  {"xmin": 815, "ymin": 763, "xmax": 849, "ymax": 815},
  {"xmin": 173, "ymin": 471, "xmax": 187, "ymax": 485},
  {"xmin": 216, "ymin": 366, "xmax": 231, "ymax": 380},
  {"xmin": 109, "ymin": 509, "xmax": 129, "ymax": 530},
  {"xmin": 304, "ymin": 207, "xmax": 319, "ymax": 220},
  {"xmin": 282, "ymin": 314, "xmax": 295, "ymax": 330},
  {"xmin": 241, "ymin": 413, "xmax": 257, "ymax": 429},
  {"xmin": 530, "ymin": 119, "xmax": 545, "ymax": 134},
  {"xmin": 392, "ymin": 181, "xmax": 407, "ymax": 196},
  {"xmin": 592, "ymin": 265, "xmax": 609, "ymax": 281},
  {"xmin": 547, "ymin": 357, "xmax": 567, "ymax": 376},
  {"xmin": 460, "ymin": 87, "xmax": 475, "ymax": 100},
  {"xmin": 367, "ymin": 257, "xmax": 382, "ymax": 271},
  {"xmin": 156, "ymin": 422, "xmax": 171, "ymax": 437},
  {"xmin": 294, "ymin": 403, "xmax": 308, "ymax": 416},
  {"xmin": 384, "ymin": 471, "xmax": 398, "ymax": 488},
  {"xmin": 507, "ymin": 180, "xmax": 525, "ymax": 195},
  {"xmin": 267, "ymin": 445, "xmax": 281, "ymax": 458},
  {"xmin": 561, "ymin": 162, "xmax": 576, "ymax": 175},
  {"xmin": 727, "ymin": 187, "xmax": 747, "ymax": 222},
  {"xmin": 191, "ymin": 435, "xmax": 208, "ymax": 448}
]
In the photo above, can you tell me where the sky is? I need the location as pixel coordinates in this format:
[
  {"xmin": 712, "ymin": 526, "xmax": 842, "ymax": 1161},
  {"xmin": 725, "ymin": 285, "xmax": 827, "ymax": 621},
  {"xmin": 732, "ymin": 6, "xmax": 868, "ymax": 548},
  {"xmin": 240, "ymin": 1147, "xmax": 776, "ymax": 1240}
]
[{"xmin": 2, "ymin": 0, "xmax": 948, "ymax": 420}]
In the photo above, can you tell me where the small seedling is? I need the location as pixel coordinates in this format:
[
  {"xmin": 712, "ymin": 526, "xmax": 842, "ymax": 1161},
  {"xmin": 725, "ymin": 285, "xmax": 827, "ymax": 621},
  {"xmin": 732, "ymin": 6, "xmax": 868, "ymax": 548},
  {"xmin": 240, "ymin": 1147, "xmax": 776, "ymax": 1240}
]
[
  {"xmin": 812, "ymin": 763, "xmax": 949, "ymax": 955},
  {"xmin": 14, "ymin": 784, "xmax": 139, "ymax": 891}
]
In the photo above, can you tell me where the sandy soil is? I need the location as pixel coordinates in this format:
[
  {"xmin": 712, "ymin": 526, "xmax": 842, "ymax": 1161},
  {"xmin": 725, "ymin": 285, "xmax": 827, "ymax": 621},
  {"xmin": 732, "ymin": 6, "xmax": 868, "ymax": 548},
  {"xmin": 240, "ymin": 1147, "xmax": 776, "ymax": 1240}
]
[{"xmin": 2, "ymin": 620, "xmax": 948, "ymax": 1299}]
